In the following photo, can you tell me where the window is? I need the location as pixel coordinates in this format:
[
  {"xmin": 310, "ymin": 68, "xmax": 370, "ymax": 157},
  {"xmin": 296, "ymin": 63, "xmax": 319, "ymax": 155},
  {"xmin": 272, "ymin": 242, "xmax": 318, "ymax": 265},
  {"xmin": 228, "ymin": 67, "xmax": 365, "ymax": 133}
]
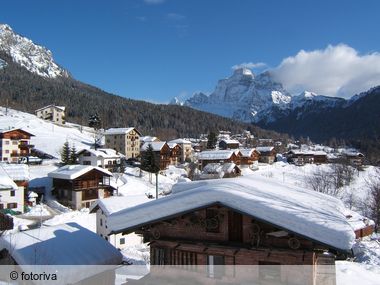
[
  {"xmin": 5, "ymin": 141, "xmax": 9, "ymax": 145},
  {"xmin": 12, "ymin": 141, "xmax": 18, "ymax": 145},
  {"xmin": 0, "ymin": 204, "xmax": 3, "ymax": 209},
  {"xmin": 7, "ymin": 203, "xmax": 17, "ymax": 209},
  {"xmin": 206, "ymin": 209, "xmax": 220, "ymax": 233},
  {"xmin": 100, "ymin": 218, "xmax": 103, "ymax": 226},
  {"xmin": 120, "ymin": 238, "xmax": 125, "ymax": 245},
  {"xmin": 207, "ymin": 255, "xmax": 225, "ymax": 278},
  {"xmin": 5, "ymin": 150, "xmax": 9, "ymax": 153},
  {"xmin": 10, "ymin": 190, "xmax": 15, "ymax": 197}
]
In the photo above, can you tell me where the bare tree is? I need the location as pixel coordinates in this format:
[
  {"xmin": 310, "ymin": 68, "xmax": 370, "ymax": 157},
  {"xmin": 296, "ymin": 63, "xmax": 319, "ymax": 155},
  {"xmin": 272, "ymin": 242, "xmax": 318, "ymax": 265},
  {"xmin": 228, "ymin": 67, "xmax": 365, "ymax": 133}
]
[
  {"xmin": 306, "ymin": 168, "xmax": 334, "ymax": 195},
  {"xmin": 366, "ymin": 168, "xmax": 380, "ymax": 230}
]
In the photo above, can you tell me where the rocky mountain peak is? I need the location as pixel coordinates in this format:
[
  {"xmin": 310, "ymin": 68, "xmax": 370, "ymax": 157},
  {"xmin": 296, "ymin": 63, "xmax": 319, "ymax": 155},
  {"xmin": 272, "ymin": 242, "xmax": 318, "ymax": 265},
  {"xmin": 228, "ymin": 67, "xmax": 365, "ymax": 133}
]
[{"xmin": 0, "ymin": 23, "xmax": 69, "ymax": 79}]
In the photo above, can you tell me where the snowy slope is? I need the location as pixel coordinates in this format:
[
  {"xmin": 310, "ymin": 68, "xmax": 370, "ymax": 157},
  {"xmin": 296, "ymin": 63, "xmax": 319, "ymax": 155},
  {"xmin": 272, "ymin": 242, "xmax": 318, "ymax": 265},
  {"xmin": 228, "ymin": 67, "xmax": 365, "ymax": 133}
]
[
  {"xmin": 0, "ymin": 24, "xmax": 69, "ymax": 78},
  {"xmin": 0, "ymin": 106, "xmax": 95, "ymax": 158}
]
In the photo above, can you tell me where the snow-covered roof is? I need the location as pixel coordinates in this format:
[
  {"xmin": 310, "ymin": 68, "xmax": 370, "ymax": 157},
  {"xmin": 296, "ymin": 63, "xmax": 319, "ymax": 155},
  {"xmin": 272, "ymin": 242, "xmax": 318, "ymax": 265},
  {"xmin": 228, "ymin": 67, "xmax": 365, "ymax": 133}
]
[
  {"xmin": 35, "ymin": 104, "xmax": 66, "ymax": 112},
  {"xmin": 0, "ymin": 128, "xmax": 35, "ymax": 136},
  {"xmin": 77, "ymin": 148, "xmax": 122, "ymax": 159},
  {"xmin": 169, "ymin": 138, "xmax": 192, "ymax": 144},
  {"xmin": 239, "ymin": 148, "xmax": 257, "ymax": 157},
  {"xmin": 108, "ymin": 176, "xmax": 355, "ymax": 252},
  {"xmin": 141, "ymin": 142, "xmax": 167, "ymax": 152},
  {"xmin": 0, "ymin": 222, "xmax": 123, "ymax": 265},
  {"xmin": 140, "ymin": 136, "xmax": 158, "ymax": 142},
  {"xmin": 167, "ymin": 142, "xmax": 179, "ymax": 149},
  {"xmin": 197, "ymin": 150, "xmax": 236, "ymax": 160},
  {"xmin": 256, "ymin": 146, "xmax": 275, "ymax": 153},
  {"xmin": 0, "ymin": 174, "xmax": 18, "ymax": 190},
  {"xmin": 220, "ymin": 139, "xmax": 240, "ymax": 144},
  {"xmin": 0, "ymin": 163, "xmax": 29, "ymax": 181},
  {"xmin": 202, "ymin": 163, "xmax": 237, "ymax": 176},
  {"xmin": 344, "ymin": 209, "xmax": 375, "ymax": 231},
  {"xmin": 90, "ymin": 196, "xmax": 149, "ymax": 216},
  {"xmin": 104, "ymin": 127, "xmax": 141, "ymax": 136},
  {"xmin": 48, "ymin": 165, "xmax": 112, "ymax": 180},
  {"xmin": 289, "ymin": 150, "xmax": 327, "ymax": 156}
]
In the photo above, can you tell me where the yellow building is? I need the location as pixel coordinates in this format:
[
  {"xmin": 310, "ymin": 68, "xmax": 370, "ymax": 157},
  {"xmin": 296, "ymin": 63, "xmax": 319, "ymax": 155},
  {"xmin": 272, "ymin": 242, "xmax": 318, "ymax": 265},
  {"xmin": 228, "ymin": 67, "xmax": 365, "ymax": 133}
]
[{"xmin": 104, "ymin": 128, "xmax": 141, "ymax": 159}]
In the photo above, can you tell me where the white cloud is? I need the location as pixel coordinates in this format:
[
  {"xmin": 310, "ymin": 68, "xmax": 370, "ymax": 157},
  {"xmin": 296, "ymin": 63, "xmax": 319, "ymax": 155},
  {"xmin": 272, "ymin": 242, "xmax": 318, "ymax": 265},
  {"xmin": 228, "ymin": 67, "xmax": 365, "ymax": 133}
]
[
  {"xmin": 167, "ymin": 13, "xmax": 186, "ymax": 21},
  {"xmin": 271, "ymin": 44, "xmax": 380, "ymax": 98},
  {"xmin": 232, "ymin": 62, "xmax": 267, "ymax": 70},
  {"xmin": 143, "ymin": 0, "xmax": 165, "ymax": 4}
]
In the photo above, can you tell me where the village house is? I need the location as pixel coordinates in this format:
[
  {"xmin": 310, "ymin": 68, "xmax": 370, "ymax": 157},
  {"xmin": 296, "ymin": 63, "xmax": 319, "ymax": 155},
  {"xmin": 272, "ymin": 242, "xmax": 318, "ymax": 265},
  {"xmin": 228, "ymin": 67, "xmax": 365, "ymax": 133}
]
[
  {"xmin": 218, "ymin": 139, "xmax": 240, "ymax": 150},
  {"xmin": 168, "ymin": 139, "xmax": 193, "ymax": 163},
  {"xmin": 140, "ymin": 142, "xmax": 171, "ymax": 170},
  {"xmin": 0, "ymin": 222, "xmax": 122, "ymax": 283},
  {"xmin": 197, "ymin": 162, "xmax": 241, "ymax": 180},
  {"xmin": 106, "ymin": 177, "xmax": 354, "ymax": 284},
  {"xmin": 287, "ymin": 150, "xmax": 328, "ymax": 166},
  {"xmin": 104, "ymin": 127, "xmax": 141, "ymax": 159},
  {"xmin": 90, "ymin": 196, "xmax": 147, "ymax": 250},
  {"xmin": 343, "ymin": 151, "xmax": 365, "ymax": 167},
  {"xmin": 35, "ymin": 104, "xmax": 66, "ymax": 125},
  {"xmin": 256, "ymin": 146, "xmax": 276, "ymax": 164},
  {"xmin": 77, "ymin": 148, "xmax": 123, "ymax": 172},
  {"xmin": 0, "ymin": 129, "xmax": 34, "ymax": 163},
  {"xmin": 239, "ymin": 148, "xmax": 260, "ymax": 168},
  {"xmin": 0, "ymin": 174, "xmax": 24, "ymax": 213},
  {"xmin": 197, "ymin": 150, "xmax": 242, "ymax": 170},
  {"xmin": 167, "ymin": 142, "xmax": 182, "ymax": 166},
  {"xmin": 48, "ymin": 165, "xmax": 114, "ymax": 210}
]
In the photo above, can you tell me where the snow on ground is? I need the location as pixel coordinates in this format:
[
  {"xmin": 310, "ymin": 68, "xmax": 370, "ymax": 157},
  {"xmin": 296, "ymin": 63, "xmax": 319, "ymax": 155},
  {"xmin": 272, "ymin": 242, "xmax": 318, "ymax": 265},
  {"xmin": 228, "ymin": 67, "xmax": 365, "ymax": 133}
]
[
  {"xmin": 0, "ymin": 106, "xmax": 94, "ymax": 158},
  {"xmin": 352, "ymin": 235, "xmax": 380, "ymax": 266},
  {"xmin": 24, "ymin": 204, "xmax": 50, "ymax": 216},
  {"xmin": 43, "ymin": 209, "xmax": 96, "ymax": 232},
  {"xmin": 336, "ymin": 261, "xmax": 380, "ymax": 285}
]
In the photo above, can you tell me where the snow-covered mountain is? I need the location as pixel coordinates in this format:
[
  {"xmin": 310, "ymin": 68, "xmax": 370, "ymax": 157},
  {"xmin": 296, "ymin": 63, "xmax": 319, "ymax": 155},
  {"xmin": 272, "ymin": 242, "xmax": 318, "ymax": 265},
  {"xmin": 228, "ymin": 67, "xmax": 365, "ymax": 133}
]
[
  {"xmin": 0, "ymin": 23, "xmax": 69, "ymax": 78},
  {"xmin": 172, "ymin": 68, "xmax": 338, "ymax": 123}
]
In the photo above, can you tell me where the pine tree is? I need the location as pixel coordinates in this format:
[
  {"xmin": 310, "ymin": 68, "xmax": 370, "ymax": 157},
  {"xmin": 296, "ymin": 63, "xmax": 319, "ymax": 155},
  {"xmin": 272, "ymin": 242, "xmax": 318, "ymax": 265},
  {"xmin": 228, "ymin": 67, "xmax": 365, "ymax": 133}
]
[
  {"xmin": 140, "ymin": 144, "xmax": 160, "ymax": 174},
  {"xmin": 89, "ymin": 113, "xmax": 102, "ymax": 150},
  {"xmin": 207, "ymin": 131, "xmax": 217, "ymax": 149},
  {"xmin": 60, "ymin": 141, "xmax": 71, "ymax": 165},
  {"xmin": 70, "ymin": 144, "xmax": 78, "ymax": 164}
]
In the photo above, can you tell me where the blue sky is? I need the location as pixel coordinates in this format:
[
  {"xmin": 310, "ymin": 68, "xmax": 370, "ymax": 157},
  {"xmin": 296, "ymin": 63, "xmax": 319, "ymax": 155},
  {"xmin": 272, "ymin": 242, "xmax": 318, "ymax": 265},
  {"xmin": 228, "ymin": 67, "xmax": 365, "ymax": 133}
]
[{"xmin": 1, "ymin": 0, "xmax": 380, "ymax": 101}]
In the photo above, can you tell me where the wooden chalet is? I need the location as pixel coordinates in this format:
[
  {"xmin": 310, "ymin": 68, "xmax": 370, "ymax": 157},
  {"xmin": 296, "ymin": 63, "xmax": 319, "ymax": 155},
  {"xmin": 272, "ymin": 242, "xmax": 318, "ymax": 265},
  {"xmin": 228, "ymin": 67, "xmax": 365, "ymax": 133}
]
[
  {"xmin": 167, "ymin": 142, "xmax": 182, "ymax": 166},
  {"xmin": 197, "ymin": 150, "xmax": 242, "ymax": 170},
  {"xmin": 344, "ymin": 151, "xmax": 365, "ymax": 167},
  {"xmin": 239, "ymin": 148, "xmax": 260, "ymax": 167},
  {"xmin": 218, "ymin": 139, "xmax": 240, "ymax": 150},
  {"xmin": 48, "ymin": 165, "xmax": 114, "ymax": 210},
  {"xmin": 141, "ymin": 142, "xmax": 171, "ymax": 170},
  {"xmin": 256, "ymin": 146, "xmax": 276, "ymax": 164},
  {"xmin": 287, "ymin": 150, "xmax": 327, "ymax": 165},
  {"xmin": 107, "ymin": 177, "xmax": 354, "ymax": 284}
]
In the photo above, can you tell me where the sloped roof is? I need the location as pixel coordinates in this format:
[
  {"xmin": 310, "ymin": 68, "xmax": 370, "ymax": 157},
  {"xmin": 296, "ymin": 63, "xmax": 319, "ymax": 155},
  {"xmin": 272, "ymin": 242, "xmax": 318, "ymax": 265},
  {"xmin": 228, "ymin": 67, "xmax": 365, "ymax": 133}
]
[
  {"xmin": 239, "ymin": 148, "xmax": 257, "ymax": 157},
  {"xmin": 0, "ymin": 163, "xmax": 29, "ymax": 181},
  {"xmin": 140, "ymin": 136, "xmax": 159, "ymax": 142},
  {"xmin": 167, "ymin": 142, "xmax": 179, "ymax": 149},
  {"xmin": 77, "ymin": 148, "xmax": 122, "ymax": 159},
  {"xmin": 90, "ymin": 196, "xmax": 149, "ymax": 216},
  {"xmin": 107, "ymin": 176, "xmax": 355, "ymax": 252},
  {"xmin": 104, "ymin": 127, "xmax": 141, "ymax": 136},
  {"xmin": 0, "ymin": 128, "xmax": 35, "ymax": 137},
  {"xmin": 141, "ymin": 142, "xmax": 168, "ymax": 152},
  {"xmin": 0, "ymin": 222, "xmax": 122, "ymax": 265},
  {"xmin": 220, "ymin": 139, "xmax": 240, "ymax": 145},
  {"xmin": 197, "ymin": 150, "xmax": 236, "ymax": 160},
  {"xmin": 256, "ymin": 146, "xmax": 275, "ymax": 153},
  {"xmin": 35, "ymin": 104, "xmax": 66, "ymax": 112},
  {"xmin": 0, "ymin": 174, "xmax": 18, "ymax": 190},
  {"xmin": 169, "ymin": 139, "xmax": 192, "ymax": 144},
  {"xmin": 48, "ymin": 165, "xmax": 112, "ymax": 180}
]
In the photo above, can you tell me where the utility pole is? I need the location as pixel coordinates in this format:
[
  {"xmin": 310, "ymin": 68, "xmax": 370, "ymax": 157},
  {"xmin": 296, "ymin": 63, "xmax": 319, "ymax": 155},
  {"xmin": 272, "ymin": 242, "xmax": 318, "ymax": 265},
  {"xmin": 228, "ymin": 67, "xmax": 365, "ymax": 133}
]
[{"xmin": 155, "ymin": 172, "xmax": 158, "ymax": 200}]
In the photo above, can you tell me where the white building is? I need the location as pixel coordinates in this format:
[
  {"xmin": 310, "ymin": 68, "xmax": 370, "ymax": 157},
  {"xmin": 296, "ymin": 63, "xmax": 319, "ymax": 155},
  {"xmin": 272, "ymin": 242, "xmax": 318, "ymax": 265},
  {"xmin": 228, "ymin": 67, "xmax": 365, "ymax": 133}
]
[
  {"xmin": 104, "ymin": 128, "xmax": 141, "ymax": 159},
  {"xmin": 35, "ymin": 105, "xmax": 66, "ymax": 125},
  {"xmin": 0, "ymin": 174, "xmax": 24, "ymax": 213},
  {"xmin": 0, "ymin": 129, "xmax": 34, "ymax": 163},
  {"xmin": 77, "ymin": 148, "xmax": 123, "ymax": 171},
  {"xmin": 168, "ymin": 139, "xmax": 193, "ymax": 163},
  {"xmin": 90, "ymin": 196, "xmax": 148, "ymax": 250}
]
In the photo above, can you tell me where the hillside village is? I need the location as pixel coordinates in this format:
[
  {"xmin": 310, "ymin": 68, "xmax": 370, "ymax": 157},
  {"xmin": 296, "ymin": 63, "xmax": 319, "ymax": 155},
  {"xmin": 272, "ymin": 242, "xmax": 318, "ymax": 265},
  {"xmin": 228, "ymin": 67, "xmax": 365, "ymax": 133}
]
[{"xmin": 0, "ymin": 105, "xmax": 379, "ymax": 284}]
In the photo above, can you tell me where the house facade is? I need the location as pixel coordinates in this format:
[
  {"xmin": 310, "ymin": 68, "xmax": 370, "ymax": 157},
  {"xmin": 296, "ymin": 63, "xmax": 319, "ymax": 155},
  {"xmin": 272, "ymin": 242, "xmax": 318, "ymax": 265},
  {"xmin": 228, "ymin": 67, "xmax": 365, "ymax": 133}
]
[
  {"xmin": 218, "ymin": 139, "xmax": 240, "ymax": 150},
  {"xmin": 168, "ymin": 139, "xmax": 193, "ymax": 163},
  {"xmin": 239, "ymin": 148, "xmax": 260, "ymax": 168},
  {"xmin": 107, "ymin": 177, "xmax": 354, "ymax": 284},
  {"xmin": 256, "ymin": 146, "xmax": 276, "ymax": 164},
  {"xmin": 104, "ymin": 128, "xmax": 141, "ymax": 159},
  {"xmin": 77, "ymin": 148, "xmax": 122, "ymax": 172},
  {"xmin": 0, "ymin": 129, "xmax": 34, "ymax": 163},
  {"xmin": 167, "ymin": 143, "xmax": 182, "ymax": 166},
  {"xmin": 197, "ymin": 150, "xmax": 242, "ymax": 170},
  {"xmin": 48, "ymin": 165, "xmax": 114, "ymax": 210},
  {"xmin": 0, "ymin": 174, "xmax": 24, "ymax": 213},
  {"xmin": 35, "ymin": 105, "xmax": 66, "ymax": 125},
  {"xmin": 140, "ymin": 142, "xmax": 171, "ymax": 170}
]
